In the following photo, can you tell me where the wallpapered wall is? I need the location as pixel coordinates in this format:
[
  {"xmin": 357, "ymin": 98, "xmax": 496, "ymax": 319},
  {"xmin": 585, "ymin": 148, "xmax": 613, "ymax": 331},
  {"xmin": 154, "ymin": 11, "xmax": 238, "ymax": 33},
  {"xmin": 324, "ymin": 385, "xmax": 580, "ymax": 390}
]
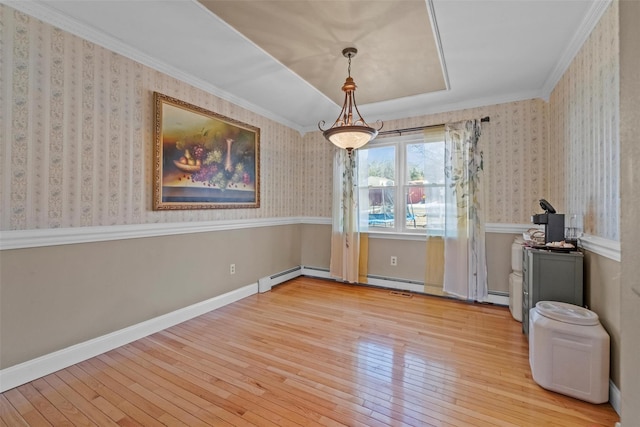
[
  {"xmin": 0, "ymin": 6, "xmax": 302, "ymax": 231},
  {"xmin": 5, "ymin": 3, "xmax": 614, "ymax": 235},
  {"xmin": 549, "ymin": 1, "xmax": 619, "ymax": 241},
  {"xmin": 302, "ymin": 99, "xmax": 549, "ymax": 225}
]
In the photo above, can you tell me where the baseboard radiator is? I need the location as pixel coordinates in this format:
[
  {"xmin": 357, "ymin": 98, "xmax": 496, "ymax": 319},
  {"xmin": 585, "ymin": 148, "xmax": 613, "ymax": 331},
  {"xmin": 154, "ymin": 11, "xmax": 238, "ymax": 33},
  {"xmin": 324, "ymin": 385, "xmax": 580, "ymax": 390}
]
[
  {"xmin": 258, "ymin": 266, "xmax": 335, "ymax": 293},
  {"xmin": 366, "ymin": 275, "xmax": 426, "ymax": 293},
  {"xmin": 258, "ymin": 266, "xmax": 303, "ymax": 293},
  {"xmin": 259, "ymin": 266, "xmax": 509, "ymax": 305}
]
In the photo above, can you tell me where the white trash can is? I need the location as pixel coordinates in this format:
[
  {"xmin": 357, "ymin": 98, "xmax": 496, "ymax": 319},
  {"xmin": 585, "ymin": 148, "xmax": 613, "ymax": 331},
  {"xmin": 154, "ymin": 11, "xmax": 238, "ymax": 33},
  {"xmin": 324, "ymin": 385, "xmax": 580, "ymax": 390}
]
[{"xmin": 529, "ymin": 301, "xmax": 610, "ymax": 404}]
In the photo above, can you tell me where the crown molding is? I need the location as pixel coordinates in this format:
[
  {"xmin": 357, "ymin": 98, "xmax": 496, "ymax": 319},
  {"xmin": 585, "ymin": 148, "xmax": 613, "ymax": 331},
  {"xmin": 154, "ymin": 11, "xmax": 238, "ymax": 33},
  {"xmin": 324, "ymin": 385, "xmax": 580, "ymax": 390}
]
[
  {"xmin": 540, "ymin": 0, "xmax": 613, "ymax": 100},
  {"xmin": 426, "ymin": 0, "xmax": 450, "ymax": 92},
  {"xmin": 380, "ymin": 89, "xmax": 545, "ymax": 126},
  {"xmin": 300, "ymin": 89, "xmax": 544, "ymax": 135},
  {"xmin": 0, "ymin": 0, "xmax": 304, "ymax": 133}
]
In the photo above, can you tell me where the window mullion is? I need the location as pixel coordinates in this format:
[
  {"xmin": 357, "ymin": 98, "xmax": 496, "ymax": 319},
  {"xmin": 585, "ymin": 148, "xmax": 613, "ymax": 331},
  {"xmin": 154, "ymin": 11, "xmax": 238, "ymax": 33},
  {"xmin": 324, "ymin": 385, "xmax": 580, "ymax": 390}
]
[{"xmin": 397, "ymin": 140, "xmax": 405, "ymax": 232}]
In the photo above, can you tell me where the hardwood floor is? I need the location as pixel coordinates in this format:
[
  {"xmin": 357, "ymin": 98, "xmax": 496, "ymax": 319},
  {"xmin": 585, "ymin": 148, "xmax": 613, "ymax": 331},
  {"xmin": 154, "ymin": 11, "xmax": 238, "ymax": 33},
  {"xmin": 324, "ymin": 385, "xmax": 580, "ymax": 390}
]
[{"xmin": 1, "ymin": 277, "xmax": 620, "ymax": 426}]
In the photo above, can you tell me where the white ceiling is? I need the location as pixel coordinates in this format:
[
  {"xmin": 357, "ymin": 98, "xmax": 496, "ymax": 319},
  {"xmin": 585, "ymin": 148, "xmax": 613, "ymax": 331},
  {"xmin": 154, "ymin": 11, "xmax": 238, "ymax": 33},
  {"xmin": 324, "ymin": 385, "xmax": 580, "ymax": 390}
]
[{"xmin": 5, "ymin": 0, "xmax": 609, "ymax": 134}]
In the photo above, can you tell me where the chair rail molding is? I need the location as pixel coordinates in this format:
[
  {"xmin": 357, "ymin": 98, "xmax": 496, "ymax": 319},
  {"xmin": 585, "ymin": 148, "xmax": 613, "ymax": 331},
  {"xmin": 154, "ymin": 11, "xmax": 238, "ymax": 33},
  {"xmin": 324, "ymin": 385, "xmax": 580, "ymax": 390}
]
[
  {"xmin": 1, "ymin": 219, "xmax": 620, "ymax": 262},
  {"xmin": 0, "ymin": 217, "xmax": 309, "ymax": 250}
]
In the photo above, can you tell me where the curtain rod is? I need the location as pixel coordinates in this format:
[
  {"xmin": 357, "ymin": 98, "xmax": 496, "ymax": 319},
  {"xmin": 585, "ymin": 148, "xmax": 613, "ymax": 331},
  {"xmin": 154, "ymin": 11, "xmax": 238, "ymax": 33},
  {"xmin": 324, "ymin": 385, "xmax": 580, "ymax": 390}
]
[{"xmin": 377, "ymin": 116, "xmax": 490, "ymax": 137}]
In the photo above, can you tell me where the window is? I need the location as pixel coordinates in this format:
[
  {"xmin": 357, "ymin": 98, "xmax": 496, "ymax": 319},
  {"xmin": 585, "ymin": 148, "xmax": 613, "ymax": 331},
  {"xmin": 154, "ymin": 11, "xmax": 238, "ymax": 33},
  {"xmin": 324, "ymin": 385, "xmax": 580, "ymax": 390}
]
[{"xmin": 357, "ymin": 127, "xmax": 445, "ymax": 234}]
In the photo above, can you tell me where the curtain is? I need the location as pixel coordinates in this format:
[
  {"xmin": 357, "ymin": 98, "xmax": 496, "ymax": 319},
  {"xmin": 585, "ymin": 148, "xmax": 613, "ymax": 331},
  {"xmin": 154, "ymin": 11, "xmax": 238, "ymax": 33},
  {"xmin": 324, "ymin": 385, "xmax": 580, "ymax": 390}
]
[
  {"xmin": 330, "ymin": 149, "xmax": 361, "ymax": 283},
  {"xmin": 424, "ymin": 236, "xmax": 444, "ymax": 287},
  {"xmin": 358, "ymin": 233, "xmax": 369, "ymax": 283},
  {"xmin": 423, "ymin": 125, "xmax": 447, "ymax": 290},
  {"xmin": 443, "ymin": 120, "xmax": 488, "ymax": 301}
]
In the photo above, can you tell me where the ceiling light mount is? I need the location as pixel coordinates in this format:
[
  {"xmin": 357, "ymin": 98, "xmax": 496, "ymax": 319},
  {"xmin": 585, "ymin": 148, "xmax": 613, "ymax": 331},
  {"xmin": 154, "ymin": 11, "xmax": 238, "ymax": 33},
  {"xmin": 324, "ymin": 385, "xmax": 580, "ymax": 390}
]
[
  {"xmin": 341, "ymin": 46, "xmax": 358, "ymax": 59},
  {"xmin": 319, "ymin": 47, "xmax": 382, "ymax": 155}
]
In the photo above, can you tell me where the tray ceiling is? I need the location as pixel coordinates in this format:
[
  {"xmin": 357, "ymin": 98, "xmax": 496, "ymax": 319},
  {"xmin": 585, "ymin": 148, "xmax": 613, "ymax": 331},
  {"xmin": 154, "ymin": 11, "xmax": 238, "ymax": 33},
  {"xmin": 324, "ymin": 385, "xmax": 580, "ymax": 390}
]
[{"xmin": 200, "ymin": 0, "xmax": 447, "ymax": 105}]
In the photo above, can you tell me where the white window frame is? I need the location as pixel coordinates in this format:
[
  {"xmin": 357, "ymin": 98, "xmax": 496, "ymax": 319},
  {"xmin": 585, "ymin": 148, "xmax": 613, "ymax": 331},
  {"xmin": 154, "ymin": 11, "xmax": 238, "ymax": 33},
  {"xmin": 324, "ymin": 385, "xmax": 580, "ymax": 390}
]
[{"xmin": 357, "ymin": 131, "xmax": 445, "ymax": 236}]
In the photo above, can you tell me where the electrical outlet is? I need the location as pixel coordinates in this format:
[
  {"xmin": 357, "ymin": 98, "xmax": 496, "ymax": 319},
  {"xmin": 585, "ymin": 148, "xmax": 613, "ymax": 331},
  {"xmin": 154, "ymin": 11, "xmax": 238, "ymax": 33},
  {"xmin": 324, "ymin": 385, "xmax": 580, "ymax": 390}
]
[
  {"xmin": 230, "ymin": 263, "xmax": 236, "ymax": 275},
  {"xmin": 390, "ymin": 256, "xmax": 398, "ymax": 266}
]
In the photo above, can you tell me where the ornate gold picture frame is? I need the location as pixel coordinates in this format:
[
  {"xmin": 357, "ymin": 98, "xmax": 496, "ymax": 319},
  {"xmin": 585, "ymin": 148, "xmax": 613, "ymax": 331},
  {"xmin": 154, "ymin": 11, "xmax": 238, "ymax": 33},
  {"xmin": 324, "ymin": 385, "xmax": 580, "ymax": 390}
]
[{"xmin": 153, "ymin": 92, "xmax": 260, "ymax": 210}]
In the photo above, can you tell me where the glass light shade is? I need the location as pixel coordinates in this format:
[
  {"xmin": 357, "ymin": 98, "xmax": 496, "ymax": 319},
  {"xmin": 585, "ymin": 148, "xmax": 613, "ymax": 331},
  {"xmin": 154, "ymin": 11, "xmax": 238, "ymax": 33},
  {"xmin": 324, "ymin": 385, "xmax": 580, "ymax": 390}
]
[{"xmin": 323, "ymin": 125, "xmax": 379, "ymax": 151}]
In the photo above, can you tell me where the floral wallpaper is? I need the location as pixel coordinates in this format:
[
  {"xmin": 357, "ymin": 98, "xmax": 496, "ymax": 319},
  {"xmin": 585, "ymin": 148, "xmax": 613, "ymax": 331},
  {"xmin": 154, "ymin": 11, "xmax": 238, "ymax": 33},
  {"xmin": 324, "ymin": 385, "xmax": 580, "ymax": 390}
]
[
  {"xmin": 0, "ymin": 6, "xmax": 302, "ymax": 230},
  {"xmin": 301, "ymin": 99, "xmax": 549, "ymax": 225},
  {"xmin": 549, "ymin": 1, "xmax": 619, "ymax": 241},
  {"xmin": 2, "ymin": 2, "xmax": 616, "ymax": 235}
]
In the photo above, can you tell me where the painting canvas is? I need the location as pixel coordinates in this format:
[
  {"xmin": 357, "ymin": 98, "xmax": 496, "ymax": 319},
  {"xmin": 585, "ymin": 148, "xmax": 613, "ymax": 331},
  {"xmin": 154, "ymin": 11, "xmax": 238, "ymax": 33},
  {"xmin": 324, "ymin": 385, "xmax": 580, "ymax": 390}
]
[{"xmin": 153, "ymin": 92, "xmax": 260, "ymax": 209}]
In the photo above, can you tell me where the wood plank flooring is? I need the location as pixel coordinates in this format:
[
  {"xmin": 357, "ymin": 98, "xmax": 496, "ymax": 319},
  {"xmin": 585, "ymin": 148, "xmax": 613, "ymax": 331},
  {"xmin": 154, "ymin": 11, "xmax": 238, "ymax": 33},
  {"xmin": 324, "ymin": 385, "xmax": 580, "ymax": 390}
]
[{"xmin": 1, "ymin": 277, "xmax": 620, "ymax": 426}]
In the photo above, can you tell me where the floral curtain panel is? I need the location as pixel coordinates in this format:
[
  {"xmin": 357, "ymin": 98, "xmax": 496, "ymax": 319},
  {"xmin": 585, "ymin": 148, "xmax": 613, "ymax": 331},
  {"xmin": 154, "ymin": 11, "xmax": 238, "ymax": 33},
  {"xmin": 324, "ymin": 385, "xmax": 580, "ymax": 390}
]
[
  {"xmin": 443, "ymin": 120, "xmax": 488, "ymax": 301},
  {"xmin": 330, "ymin": 150, "xmax": 360, "ymax": 283}
]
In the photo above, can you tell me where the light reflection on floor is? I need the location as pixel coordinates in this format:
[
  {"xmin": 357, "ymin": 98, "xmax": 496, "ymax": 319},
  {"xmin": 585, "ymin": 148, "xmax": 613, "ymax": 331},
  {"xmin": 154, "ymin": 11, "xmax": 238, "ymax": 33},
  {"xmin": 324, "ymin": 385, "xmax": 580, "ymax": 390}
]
[{"xmin": 355, "ymin": 339, "xmax": 454, "ymax": 400}]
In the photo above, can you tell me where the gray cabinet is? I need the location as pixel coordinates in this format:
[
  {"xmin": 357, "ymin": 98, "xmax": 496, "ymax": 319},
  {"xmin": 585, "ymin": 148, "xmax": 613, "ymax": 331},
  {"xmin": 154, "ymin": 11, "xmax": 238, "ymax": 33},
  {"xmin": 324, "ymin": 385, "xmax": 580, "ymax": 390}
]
[{"xmin": 522, "ymin": 247, "xmax": 584, "ymax": 335}]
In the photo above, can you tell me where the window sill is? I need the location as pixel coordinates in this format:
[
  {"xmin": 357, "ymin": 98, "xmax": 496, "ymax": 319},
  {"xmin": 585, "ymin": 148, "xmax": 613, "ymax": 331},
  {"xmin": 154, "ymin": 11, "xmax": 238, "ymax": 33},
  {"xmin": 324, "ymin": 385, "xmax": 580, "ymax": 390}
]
[{"xmin": 366, "ymin": 231, "xmax": 432, "ymax": 241}]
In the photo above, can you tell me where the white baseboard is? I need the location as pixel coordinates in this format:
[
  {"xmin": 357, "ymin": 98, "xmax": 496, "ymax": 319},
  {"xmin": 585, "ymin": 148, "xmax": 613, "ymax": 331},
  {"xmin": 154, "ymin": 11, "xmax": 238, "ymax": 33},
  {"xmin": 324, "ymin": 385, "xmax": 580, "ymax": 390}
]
[
  {"xmin": 610, "ymin": 379, "xmax": 621, "ymax": 416},
  {"xmin": 0, "ymin": 266, "xmax": 565, "ymax": 395},
  {"xmin": 0, "ymin": 283, "xmax": 257, "ymax": 393}
]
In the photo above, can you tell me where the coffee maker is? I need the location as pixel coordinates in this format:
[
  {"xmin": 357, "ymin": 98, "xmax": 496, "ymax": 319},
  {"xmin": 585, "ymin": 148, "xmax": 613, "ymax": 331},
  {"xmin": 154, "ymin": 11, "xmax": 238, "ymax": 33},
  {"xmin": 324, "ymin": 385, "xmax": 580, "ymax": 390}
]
[{"xmin": 531, "ymin": 199, "xmax": 565, "ymax": 243}]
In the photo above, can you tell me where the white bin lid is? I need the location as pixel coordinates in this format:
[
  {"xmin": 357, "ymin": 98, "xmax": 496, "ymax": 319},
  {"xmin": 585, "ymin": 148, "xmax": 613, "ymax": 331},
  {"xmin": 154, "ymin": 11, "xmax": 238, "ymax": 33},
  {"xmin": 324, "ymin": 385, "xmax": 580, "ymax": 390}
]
[{"xmin": 535, "ymin": 301, "xmax": 599, "ymax": 326}]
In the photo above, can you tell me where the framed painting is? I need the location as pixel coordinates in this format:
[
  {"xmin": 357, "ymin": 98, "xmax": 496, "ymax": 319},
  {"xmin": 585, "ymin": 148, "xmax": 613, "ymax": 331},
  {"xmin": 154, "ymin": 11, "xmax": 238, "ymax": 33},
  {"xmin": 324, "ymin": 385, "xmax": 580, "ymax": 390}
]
[{"xmin": 153, "ymin": 92, "xmax": 260, "ymax": 210}]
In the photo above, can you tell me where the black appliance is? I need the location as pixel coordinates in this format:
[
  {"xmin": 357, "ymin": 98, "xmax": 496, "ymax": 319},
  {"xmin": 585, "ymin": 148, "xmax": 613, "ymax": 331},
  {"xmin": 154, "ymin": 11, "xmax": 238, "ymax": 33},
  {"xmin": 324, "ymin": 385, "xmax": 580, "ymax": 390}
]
[{"xmin": 531, "ymin": 199, "xmax": 565, "ymax": 243}]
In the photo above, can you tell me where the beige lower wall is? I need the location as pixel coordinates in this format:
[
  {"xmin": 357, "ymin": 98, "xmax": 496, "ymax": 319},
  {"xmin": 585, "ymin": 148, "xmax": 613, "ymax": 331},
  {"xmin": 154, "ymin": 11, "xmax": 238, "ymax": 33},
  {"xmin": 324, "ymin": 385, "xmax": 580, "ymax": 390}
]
[
  {"xmin": 300, "ymin": 224, "xmax": 517, "ymax": 294},
  {"xmin": 0, "ymin": 225, "xmax": 301, "ymax": 369},
  {"xmin": 583, "ymin": 250, "xmax": 621, "ymax": 389},
  {"xmin": 300, "ymin": 224, "xmax": 332, "ymax": 269},
  {"xmin": 368, "ymin": 238, "xmax": 427, "ymax": 282}
]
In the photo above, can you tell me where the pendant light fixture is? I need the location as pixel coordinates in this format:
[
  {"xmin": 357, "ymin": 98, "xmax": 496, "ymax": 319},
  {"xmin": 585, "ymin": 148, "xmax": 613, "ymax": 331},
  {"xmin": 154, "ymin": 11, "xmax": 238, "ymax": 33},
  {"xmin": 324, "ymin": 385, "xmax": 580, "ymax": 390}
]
[{"xmin": 319, "ymin": 47, "xmax": 382, "ymax": 155}]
